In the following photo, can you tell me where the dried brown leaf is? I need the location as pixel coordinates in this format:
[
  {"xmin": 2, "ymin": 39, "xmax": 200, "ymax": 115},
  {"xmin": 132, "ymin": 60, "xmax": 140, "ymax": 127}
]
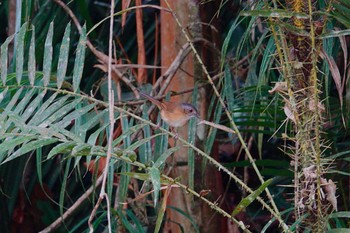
[
  {"xmin": 302, "ymin": 165, "xmax": 317, "ymax": 179},
  {"xmin": 122, "ymin": 0, "xmax": 132, "ymax": 29},
  {"xmin": 269, "ymin": 82, "xmax": 287, "ymax": 94},
  {"xmin": 320, "ymin": 49, "xmax": 343, "ymax": 108},
  {"xmin": 308, "ymin": 98, "xmax": 325, "ymax": 112},
  {"xmin": 321, "ymin": 178, "xmax": 338, "ymax": 211},
  {"xmin": 284, "ymin": 104, "xmax": 296, "ymax": 123},
  {"xmin": 337, "ymin": 29, "xmax": 348, "ymax": 90},
  {"xmin": 135, "ymin": 0, "xmax": 146, "ymax": 84}
]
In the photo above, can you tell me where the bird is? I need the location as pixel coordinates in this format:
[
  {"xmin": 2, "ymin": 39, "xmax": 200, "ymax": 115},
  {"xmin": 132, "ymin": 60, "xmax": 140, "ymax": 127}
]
[{"xmin": 139, "ymin": 91, "xmax": 199, "ymax": 127}]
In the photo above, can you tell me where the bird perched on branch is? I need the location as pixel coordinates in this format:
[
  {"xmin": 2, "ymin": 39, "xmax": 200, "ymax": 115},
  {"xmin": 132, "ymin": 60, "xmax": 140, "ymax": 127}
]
[{"xmin": 139, "ymin": 91, "xmax": 199, "ymax": 127}]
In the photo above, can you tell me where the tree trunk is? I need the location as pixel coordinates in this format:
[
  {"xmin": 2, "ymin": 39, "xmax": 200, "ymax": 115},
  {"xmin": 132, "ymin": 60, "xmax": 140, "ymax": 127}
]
[{"xmin": 161, "ymin": 0, "xmax": 224, "ymax": 232}]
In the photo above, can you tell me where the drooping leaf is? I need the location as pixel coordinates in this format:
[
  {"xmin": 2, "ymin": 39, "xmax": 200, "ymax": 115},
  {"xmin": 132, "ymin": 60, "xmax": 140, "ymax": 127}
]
[
  {"xmin": 47, "ymin": 142, "xmax": 76, "ymax": 159},
  {"xmin": 149, "ymin": 166, "xmax": 161, "ymax": 207},
  {"xmin": 153, "ymin": 146, "xmax": 180, "ymax": 169},
  {"xmin": 188, "ymin": 85, "xmax": 198, "ymax": 192},
  {"xmin": 231, "ymin": 179, "xmax": 273, "ymax": 217},
  {"xmin": 154, "ymin": 185, "xmax": 172, "ymax": 233},
  {"xmin": 3, "ymin": 138, "xmax": 58, "ymax": 163},
  {"xmin": 140, "ymin": 106, "xmax": 152, "ymax": 164}
]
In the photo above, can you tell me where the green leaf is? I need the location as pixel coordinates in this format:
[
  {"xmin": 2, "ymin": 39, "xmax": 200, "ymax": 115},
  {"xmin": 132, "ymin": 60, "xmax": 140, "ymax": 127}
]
[
  {"xmin": 167, "ymin": 206, "xmax": 200, "ymax": 233},
  {"xmin": 0, "ymin": 87, "xmax": 9, "ymax": 104},
  {"xmin": 330, "ymin": 211, "xmax": 350, "ymax": 218},
  {"xmin": 54, "ymin": 103, "xmax": 96, "ymax": 129},
  {"xmin": 28, "ymin": 25, "xmax": 36, "ymax": 86},
  {"xmin": 43, "ymin": 22, "xmax": 53, "ymax": 87},
  {"xmin": 57, "ymin": 22, "xmax": 71, "ymax": 89},
  {"xmin": 47, "ymin": 142, "xmax": 76, "ymax": 159},
  {"xmin": 118, "ymin": 115, "xmax": 131, "ymax": 203},
  {"xmin": 205, "ymin": 89, "xmax": 224, "ymax": 154},
  {"xmin": 154, "ymin": 188, "xmax": 167, "ymax": 233},
  {"xmin": 240, "ymin": 9, "xmax": 308, "ymax": 19},
  {"xmin": 1, "ymin": 34, "xmax": 15, "ymax": 85},
  {"xmin": 71, "ymin": 143, "xmax": 91, "ymax": 156},
  {"xmin": 78, "ymin": 110, "xmax": 108, "ymax": 140},
  {"xmin": 39, "ymin": 97, "xmax": 82, "ymax": 127},
  {"xmin": 126, "ymin": 134, "xmax": 161, "ymax": 152},
  {"xmin": 73, "ymin": 24, "xmax": 86, "ymax": 92},
  {"xmin": 149, "ymin": 166, "xmax": 161, "ymax": 207},
  {"xmin": 36, "ymin": 147, "xmax": 43, "ymax": 186},
  {"xmin": 21, "ymin": 90, "xmax": 47, "ymax": 121},
  {"xmin": 261, "ymin": 207, "xmax": 293, "ymax": 233},
  {"xmin": 140, "ymin": 106, "xmax": 152, "ymax": 164},
  {"xmin": 60, "ymin": 158, "xmax": 71, "ymax": 216},
  {"xmin": 119, "ymin": 209, "xmax": 137, "ymax": 233},
  {"xmin": 121, "ymin": 172, "xmax": 150, "ymax": 181},
  {"xmin": 87, "ymin": 123, "xmax": 109, "ymax": 145},
  {"xmin": 28, "ymin": 92, "xmax": 59, "ymax": 125},
  {"xmin": 231, "ymin": 179, "xmax": 273, "ymax": 217},
  {"xmin": 320, "ymin": 29, "xmax": 350, "ymax": 39},
  {"xmin": 16, "ymin": 22, "xmax": 27, "ymax": 84},
  {"xmin": 188, "ymin": 85, "xmax": 198, "ymax": 192},
  {"xmin": 3, "ymin": 138, "xmax": 58, "ymax": 163},
  {"xmin": 13, "ymin": 89, "xmax": 36, "ymax": 115},
  {"xmin": 154, "ymin": 146, "xmax": 180, "ymax": 169},
  {"xmin": 126, "ymin": 210, "xmax": 146, "ymax": 233},
  {"xmin": 326, "ymin": 229, "xmax": 350, "ymax": 233},
  {"xmin": 224, "ymin": 64, "xmax": 235, "ymax": 112},
  {"xmin": 221, "ymin": 16, "xmax": 241, "ymax": 70},
  {"xmin": 112, "ymin": 123, "xmax": 146, "ymax": 147},
  {"xmin": 0, "ymin": 136, "xmax": 37, "ymax": 162},
  {"xmin": 5, "ymin": 87, "xmax": 23, "ymax": 112}
]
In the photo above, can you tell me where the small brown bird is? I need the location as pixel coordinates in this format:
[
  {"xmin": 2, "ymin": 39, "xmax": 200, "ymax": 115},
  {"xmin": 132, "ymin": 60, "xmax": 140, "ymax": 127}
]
[{"xmin": 139, "ymin": 91, "xmax": 199, "ymax": 127}]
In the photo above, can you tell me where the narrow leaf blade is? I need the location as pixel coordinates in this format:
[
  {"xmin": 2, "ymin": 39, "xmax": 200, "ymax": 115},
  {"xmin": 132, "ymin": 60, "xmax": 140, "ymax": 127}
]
[
  {"xmin": 1, "ymin": 34, "xmax": 15, "ymax": 85},
  {"xmin": 73, "ymin": 24, "xmax": 86, "ymax": 92},
  {"xmin": 149, "ymin": 166, "xmax": 161, "ymax": 207},
  {"xmin": 28, "ymin": 25, "xmax": 36, "ymax": 86},
  {"xmin": 16, "ymin": 22, "xmax": 27, "ymax": 84},
  {"xmin": 57, "ymin": 22, "xmax": 71, "ymax": 89},
  {"xmin": 231, "ymin": 179, "xmax": 273, "ymax": 217},
  {"xmin": 43, "ymin": 22, "xmax": 53, "ymax": 87}
]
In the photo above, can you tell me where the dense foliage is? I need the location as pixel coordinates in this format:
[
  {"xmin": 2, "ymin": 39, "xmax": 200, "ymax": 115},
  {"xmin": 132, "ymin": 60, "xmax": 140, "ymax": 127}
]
[{"xmin": 0, "ymin": 0, "xmax": 349, "ymax": 232}]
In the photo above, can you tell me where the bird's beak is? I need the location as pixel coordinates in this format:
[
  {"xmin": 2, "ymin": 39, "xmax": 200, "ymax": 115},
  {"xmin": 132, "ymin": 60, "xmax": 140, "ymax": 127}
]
[{"xmin": 195, "ymin": 112, "xmax": 200, "ymax": 119}]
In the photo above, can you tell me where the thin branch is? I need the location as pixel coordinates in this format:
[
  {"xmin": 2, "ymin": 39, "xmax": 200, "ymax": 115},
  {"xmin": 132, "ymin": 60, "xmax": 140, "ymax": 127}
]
[
  {"xmin": 197, "ymin": 120, "xmax": 236, "ymax": 134},
  {"xmin": 88, "ymin": 0, "xmax": 115, "ymax": 232},
  {"xmin": 52, "ymin": 0, "xmax": 139, "ymax": 98},
  {"xmin": 7, "ymin": 83, "xmax": 289, "ymax": 232},
  {"xmin": 146, "ymin": 38, "xmax": 217, "ymax": 115},
  {"xmin": 163, "ymin": 0, "xmax": 288, "ymax": 231},
  {"xmin": 39, "ymin": 175, "xmax": 104, "ymax": 233},
  {"xmin": 135, "ymin": 0, "xmax": 146, "ymax": 84}
]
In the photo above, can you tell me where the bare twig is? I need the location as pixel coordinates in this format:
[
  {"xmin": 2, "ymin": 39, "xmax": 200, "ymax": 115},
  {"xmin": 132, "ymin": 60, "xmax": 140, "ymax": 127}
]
[
  {"xmin": 197, "ymin": 120, "xmax": 236, "ymax": 134},
  {"xmin": 52, "ymin": 0, "xmax": 139, "ymax": 98},
  {"xmin": 135, "ymin": 0, "xmax": 146, "ymax": 84},
  {"xmin": 38, "ymin": 175, "xmax": 104, "ymax": 233},
  {"xmin": 88, "ymin": 0, "xmax": 115, "ymax": 232},
  {"xmin": 163, "ymin": 0, "xmax": 288, "ymax": 231},
  {"xmin": 146, "ymin": 38, "xmax": 217, "ymax": 115}
]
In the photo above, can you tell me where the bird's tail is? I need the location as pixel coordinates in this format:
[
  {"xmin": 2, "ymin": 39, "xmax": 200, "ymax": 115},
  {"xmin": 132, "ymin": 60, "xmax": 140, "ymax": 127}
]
[{"xmin": 139, "ymin": 91, "xmax": 162, "ymax": 109}]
